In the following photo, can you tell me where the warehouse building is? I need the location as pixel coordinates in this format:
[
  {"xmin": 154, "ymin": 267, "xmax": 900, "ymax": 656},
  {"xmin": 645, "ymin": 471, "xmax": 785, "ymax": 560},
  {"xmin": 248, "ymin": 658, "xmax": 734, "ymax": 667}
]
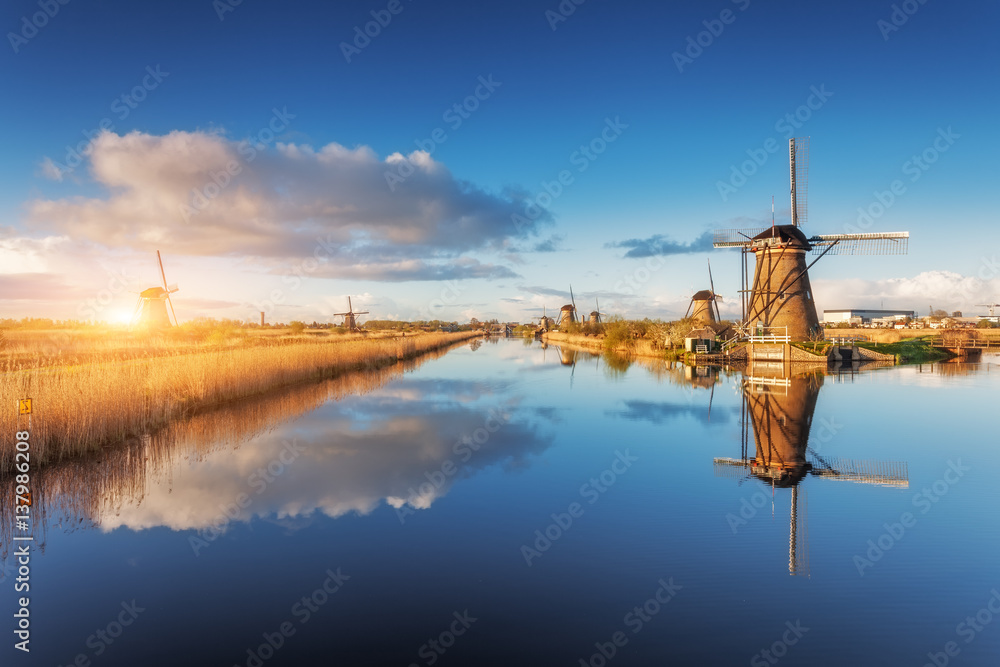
[{"xmin": 823, "ymin": 309, "xmax": 915, "ymax": 325}]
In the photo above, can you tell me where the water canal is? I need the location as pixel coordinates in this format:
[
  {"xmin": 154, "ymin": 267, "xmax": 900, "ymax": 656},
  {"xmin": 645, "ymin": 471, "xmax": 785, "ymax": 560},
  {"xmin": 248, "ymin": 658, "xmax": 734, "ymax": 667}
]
[{"xmin": 3, "ymin": 339, "xmax": 999, "ymax": 666}]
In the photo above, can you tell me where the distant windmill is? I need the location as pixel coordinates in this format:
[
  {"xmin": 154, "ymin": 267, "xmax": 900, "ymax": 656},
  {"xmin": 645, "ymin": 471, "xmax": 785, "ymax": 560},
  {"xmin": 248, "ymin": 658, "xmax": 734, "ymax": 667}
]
[
  {"xmin": 685, "ymin": 259, "xmax": 723, "ymax": 324},
  {"xmin": 713, "ymin": 138, "xmax": 910, "ymax": 340},
  {"xmin": 131, "ymin": 250, "xmax": 178, "ymax": 328},
  {"xmin": 532, "ymin": 306, "xmax": 555, "ymax": 330},
  {"xmin": 558, "ymin": 285, "xmax": 578, "ymax": 327},
  {"xmin": 334, "ymin": 297, "xmax": 369, "ymax": 331},
  {"xmin": 589, "ymin": 298, "xmax": 607, "ymax": 325}
]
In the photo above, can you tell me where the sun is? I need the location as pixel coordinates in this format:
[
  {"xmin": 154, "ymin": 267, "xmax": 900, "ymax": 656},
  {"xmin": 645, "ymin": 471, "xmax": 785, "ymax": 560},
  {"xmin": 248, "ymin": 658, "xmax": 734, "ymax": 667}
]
[{"xmin": 111, "ymin": 309, "xmax": 134, "ymax": 326}]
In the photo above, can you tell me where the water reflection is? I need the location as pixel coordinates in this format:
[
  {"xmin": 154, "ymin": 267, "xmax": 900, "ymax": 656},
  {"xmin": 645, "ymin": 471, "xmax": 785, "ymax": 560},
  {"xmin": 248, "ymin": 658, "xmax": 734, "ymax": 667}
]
[
  {"xmin": 714, "ymin": 362, "xmax": 909, "ymax": 577},
  {"xmin": 0, "ymin": 344, "xmax": 555, "ymax": 555}
]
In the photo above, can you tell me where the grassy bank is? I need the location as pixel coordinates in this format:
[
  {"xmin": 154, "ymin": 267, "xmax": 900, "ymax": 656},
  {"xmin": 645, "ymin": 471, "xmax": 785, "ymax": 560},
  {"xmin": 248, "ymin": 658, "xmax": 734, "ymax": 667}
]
[
  {"xmin": 1, "ymin": 330, "xmax": 476, "ymax": 471},
  {"xmin": 856, "ymin": 337, "xmax": 954, "ymax": 364}
]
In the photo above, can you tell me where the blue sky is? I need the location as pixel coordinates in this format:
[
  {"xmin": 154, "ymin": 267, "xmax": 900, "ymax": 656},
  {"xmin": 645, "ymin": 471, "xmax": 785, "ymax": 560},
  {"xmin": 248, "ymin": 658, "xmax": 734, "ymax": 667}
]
[{"xmin": 1, "ymin": 0, "xmax": 997, "ymax": 323}]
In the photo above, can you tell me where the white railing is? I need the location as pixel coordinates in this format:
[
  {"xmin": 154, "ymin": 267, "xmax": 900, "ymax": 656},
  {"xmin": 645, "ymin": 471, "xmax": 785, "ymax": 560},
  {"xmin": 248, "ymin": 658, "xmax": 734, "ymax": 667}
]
[{"xmin": 746, "ymin": 326, "xmax": 791, "ymax": 344}]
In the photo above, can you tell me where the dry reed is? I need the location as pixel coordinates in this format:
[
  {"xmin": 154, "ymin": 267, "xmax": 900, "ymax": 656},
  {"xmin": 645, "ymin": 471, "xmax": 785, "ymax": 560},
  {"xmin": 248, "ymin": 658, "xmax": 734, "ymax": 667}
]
[{"xmin": 0, "ymin": 331, "xmax": 477, "ymax": 471}]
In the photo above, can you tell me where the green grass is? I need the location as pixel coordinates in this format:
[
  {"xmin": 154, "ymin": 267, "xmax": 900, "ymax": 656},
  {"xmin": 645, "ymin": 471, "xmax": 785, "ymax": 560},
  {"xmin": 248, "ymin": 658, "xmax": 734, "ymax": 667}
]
[{"xmin": 856, "ymin": 337, "xmax": 953, "ymax": 364}]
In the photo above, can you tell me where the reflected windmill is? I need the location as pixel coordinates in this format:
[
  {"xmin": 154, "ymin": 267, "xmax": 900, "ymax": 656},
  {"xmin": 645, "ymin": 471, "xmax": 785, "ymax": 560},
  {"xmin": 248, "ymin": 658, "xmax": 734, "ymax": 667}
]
[{"xmin": 714, "ymin": 368, "xmax": 908, "ymax": 576}]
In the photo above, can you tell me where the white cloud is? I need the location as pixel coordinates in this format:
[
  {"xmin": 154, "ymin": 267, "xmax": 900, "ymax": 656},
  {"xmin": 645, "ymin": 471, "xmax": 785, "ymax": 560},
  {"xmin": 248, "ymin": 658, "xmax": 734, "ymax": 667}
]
[{"xmin": 28, "ymin": 130, "xmax": 551, "ymax": 281}]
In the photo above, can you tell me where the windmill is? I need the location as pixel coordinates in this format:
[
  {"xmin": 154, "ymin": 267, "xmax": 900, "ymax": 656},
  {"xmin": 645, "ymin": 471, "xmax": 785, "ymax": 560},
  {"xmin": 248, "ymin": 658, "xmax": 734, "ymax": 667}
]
[
  {"xmin": 532, "ymin": 306, "xmax": 556, "ymax": 331},
  {"xmin": 558, "ymin": 285, "xmax": 578, "ymax": 327},
  {"xmin": 131, "ymin": 250, "xmax": 178, "ymax": 328},
  {"xmin": 334, "ymin": 297, "xmax": 369, "ymax": 331},
  {"xmin": 713, "ymin": 138, "xmax": 910, "ymax": 340},
  {"xmin": 684, "ymin": 259, "xmax": 723, "ymax": 324},
  {"xmin": 589, "ymin": 298, "xmax": 607, "ymax": 325},
  {"xmin": 713, "ymin": 371, "xmax": 908, "ymax": 576}
]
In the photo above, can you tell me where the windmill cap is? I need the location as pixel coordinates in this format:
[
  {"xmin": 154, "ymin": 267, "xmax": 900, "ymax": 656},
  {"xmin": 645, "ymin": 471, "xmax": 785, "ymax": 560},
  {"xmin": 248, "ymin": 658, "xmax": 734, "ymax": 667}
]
[
  {"xmin": 691, "ymin": 290, "xmax": 716, "ymax": 300},
  {"xmin": 139, "ymin": 286, "xmax": 168, "ymax": 298},
  {"xmin": 752, "ymin": 225, "xmax": 811, "ymax": 247}
]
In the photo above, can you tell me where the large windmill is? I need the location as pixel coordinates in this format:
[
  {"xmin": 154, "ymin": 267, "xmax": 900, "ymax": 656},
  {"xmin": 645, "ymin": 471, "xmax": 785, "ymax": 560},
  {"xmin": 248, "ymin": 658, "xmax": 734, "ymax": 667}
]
[
  {"xmin": 334, "ymin": 297, "xmax": 369, "ymax": 331},
  {"xmin": 132, "ymin": 250, "xmax": 179, "ymax": 328},
  {"xmin": 685, "ymin": 259, "xmax": 723, "ymax": 324},
  {"xmin": 558, "ymin": 285, "xmax": 578, "ymax": 327},
  {"xmin": 713, "ymin": 138, "xmax": 910, "ymax": 340},
  {"xmin": 713, "ymin": 371, "xmax": 908, "ymax": 576}
]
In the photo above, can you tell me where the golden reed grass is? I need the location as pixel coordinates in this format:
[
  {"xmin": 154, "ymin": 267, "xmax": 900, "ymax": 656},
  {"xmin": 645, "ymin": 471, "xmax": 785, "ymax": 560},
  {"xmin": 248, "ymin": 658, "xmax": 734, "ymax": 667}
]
[
  {"xmin": 0, "ymin": 346, "xmax": 452, "ymax": 556},
  {"xmin": 0, "ymin": 331, "xmax": 477, "ymax": 472}
]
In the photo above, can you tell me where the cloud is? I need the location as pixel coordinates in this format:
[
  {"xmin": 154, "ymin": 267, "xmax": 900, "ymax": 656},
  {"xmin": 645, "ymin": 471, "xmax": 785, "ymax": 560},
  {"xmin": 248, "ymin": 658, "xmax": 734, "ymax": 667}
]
[
  {"xmin": 605, "ymin": 231, "xmax": 715, "ymax": 258},
  {"xmin": 812, "ymin": 270, "xmax": 1000, "ymax": 315},
  {"xmin": 28, "ymin": 130, "xmax": 551, "ymax": 281}
]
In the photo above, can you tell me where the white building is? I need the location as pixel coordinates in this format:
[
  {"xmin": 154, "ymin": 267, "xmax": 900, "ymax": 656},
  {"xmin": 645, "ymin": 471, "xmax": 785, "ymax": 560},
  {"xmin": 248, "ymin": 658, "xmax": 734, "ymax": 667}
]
[{"xmin": 824, "ymin": 309, "xmax": 914, "ymax": 325}]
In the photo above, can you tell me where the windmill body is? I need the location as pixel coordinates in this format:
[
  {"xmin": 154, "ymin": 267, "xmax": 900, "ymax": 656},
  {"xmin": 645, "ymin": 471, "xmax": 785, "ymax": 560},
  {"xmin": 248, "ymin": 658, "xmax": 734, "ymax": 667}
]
[
  {"xmin": 133, "ymin": 251, "xmax": 178, "ymax": 329},
  {"xmin": 744, "ymin": 226, "xmax": 819, "ymax": 340},
  {"xmin": 557, "ymin": 285, "xmax": 579, "ymax": 327},
  {"xmin": 685, "ymin": 260, "xmax": 723, "ymax": 325},
  {"xmin": 334, "ymin": 296, "xmax": 370, "ymax": 331},
  {"xmin": 714, "ymin": 138, "xmax": 909, "ymax": 342}
]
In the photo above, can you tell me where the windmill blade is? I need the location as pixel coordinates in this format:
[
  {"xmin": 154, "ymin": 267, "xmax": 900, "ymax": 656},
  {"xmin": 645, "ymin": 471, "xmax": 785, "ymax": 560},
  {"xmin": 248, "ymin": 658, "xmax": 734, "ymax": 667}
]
[
  {"xmin": 712, "ymin": 457, "xmax": 753, "ymax": 479},
  {"xmin": 156, "ymin": 250, "xmax": 178, "ymax": 326},
  {"xmin": 348, "ymin": 296, "xmax": 353, "ymax": 313},
  {"xmin": 807, "ymin": 453, "xmax": 909, "ymax": 488},
  {"xmin": 713, "ymin": 228, "xmax": 768, "ymax": 248},
  {"xmin": 809, "ymin": 232, "xmax": 909, "ymax": 256},
  {"xmin": 708, "ymin": 258, "xmax": 721, "ymax": 321},
  {"xmin": 570, "ymin": 285, "xmax": 577, "ymax": 321},
  {"xmin": 707, "ymin": 382, "xmax": 714, "ymax": 423},
  {"xmin": 789, "ymin": 137, "xmax": 809, "ymax": 228}
]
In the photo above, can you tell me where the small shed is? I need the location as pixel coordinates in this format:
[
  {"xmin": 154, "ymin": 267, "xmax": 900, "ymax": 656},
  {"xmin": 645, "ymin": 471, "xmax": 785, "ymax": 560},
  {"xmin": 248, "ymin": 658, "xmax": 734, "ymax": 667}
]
[{"xmin": 684, "ymin": 327, "xmax": 717, "ymax": 353}]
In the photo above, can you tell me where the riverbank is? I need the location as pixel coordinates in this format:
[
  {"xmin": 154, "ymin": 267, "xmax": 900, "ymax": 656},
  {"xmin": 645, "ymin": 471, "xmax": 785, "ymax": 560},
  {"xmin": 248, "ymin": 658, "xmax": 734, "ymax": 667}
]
[
  {"xmin": 0, "ymin": 331, "xmax": 478, "ymax": 471},
  {"xmin": 540, "ymin": 331, "xmax": 673, "ymax": 361}
]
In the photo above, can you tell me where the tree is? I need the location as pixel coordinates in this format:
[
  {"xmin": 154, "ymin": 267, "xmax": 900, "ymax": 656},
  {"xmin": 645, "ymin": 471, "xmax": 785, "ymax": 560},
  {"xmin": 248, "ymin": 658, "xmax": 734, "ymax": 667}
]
[
  {"xmin": 930, "ymin": 309, "xmax": 949, "ymax": 319},
  {"xmin": 289, "ymin": 321, "xmax": 306, "ymax": 334}
]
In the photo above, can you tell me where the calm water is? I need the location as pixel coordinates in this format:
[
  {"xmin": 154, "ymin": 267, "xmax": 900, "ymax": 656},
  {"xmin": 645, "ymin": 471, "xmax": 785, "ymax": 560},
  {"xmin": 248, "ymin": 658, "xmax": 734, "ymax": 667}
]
[{"xmin": 3, "ymin": 339, "xmax": 1000, "ymax": 666}]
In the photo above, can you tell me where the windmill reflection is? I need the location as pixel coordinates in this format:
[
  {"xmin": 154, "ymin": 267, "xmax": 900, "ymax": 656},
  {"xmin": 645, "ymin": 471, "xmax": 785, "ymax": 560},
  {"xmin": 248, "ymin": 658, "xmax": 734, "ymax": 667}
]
[{"xmin": 715, "ymin": 363, "xmax": 908, "ymax": 576}]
